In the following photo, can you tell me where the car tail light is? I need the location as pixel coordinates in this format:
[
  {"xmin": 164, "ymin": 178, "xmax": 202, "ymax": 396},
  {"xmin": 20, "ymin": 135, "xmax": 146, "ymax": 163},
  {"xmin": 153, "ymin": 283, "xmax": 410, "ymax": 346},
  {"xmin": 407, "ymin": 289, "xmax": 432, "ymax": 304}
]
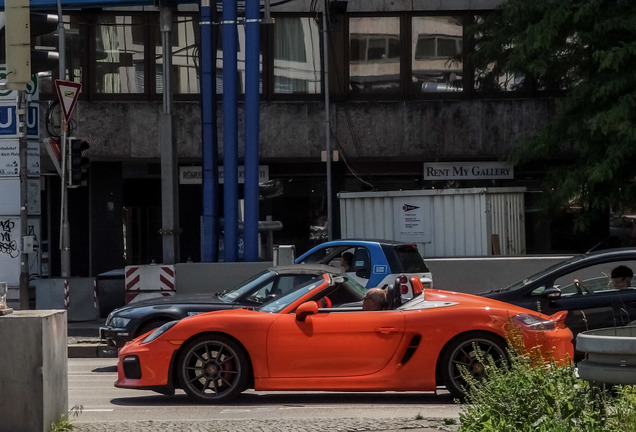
[
  {"xmin": 511, "ymin": 313, "xmax": 560, "ymax": 331},
  {"xmin": 397, "ymin": 275, "xmax": 409, "ymax": 295}
]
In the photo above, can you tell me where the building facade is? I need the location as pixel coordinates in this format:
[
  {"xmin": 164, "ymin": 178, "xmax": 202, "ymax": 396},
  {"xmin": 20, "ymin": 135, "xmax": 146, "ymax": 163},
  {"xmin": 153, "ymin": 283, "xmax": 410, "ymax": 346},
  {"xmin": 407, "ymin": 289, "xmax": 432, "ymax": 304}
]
[{"xmin": 10, "ymin": 0, "xmax": 595, "ymax": 278}]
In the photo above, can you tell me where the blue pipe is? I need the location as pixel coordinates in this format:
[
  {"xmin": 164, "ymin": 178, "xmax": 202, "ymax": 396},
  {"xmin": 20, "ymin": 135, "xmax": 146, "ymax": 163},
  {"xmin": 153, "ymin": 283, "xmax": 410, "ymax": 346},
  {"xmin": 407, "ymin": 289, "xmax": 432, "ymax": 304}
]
[
  {"xmin": 200, "ymin": 0, "xmax": 218, "ymax": 262},
  {"xmin": 244, "ymin": 0, "xmax": 260, "ymax": 261},
  {"xmin": 222, "ymin": 0, "xmax": 239, "ymax": 261}
]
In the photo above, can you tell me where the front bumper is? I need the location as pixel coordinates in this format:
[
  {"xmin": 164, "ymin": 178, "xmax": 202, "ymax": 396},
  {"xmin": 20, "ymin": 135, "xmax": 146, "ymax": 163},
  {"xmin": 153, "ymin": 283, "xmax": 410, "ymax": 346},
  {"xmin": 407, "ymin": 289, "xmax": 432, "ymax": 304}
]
[
  {"xmin": 100, "ymin": 326, "xmax": 131, "ymax": 349},
  {"xmin": 115, "ymin": 337, "xmax": 179, "ymax": 392}
]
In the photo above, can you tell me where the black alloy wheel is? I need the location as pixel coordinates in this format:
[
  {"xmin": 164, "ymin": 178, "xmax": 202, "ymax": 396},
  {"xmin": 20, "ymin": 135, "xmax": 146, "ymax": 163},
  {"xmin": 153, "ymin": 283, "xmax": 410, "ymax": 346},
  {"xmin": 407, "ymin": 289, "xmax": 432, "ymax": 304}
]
[
  {"xmin": 177, "ymin": 335, "xmax": 249, "ymax": 403},
  {"xmin": 440, "ymin": 332, "xmax": 507, "ymax": 399}
]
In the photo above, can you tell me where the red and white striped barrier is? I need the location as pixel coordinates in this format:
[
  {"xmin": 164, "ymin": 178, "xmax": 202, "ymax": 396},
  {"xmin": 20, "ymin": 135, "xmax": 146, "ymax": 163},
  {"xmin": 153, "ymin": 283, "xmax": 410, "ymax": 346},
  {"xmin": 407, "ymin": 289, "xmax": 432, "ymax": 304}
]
[
  {"xmin": 64, "ymin": 279, "xmax": 69, "ymax": 309},
  {"xmin": 93, "ymin": 279, "xmax": 98, "ymax": 309},
  {"xmin": 125, "ymin": 265, "xmax": 176, "ymax": 304}
]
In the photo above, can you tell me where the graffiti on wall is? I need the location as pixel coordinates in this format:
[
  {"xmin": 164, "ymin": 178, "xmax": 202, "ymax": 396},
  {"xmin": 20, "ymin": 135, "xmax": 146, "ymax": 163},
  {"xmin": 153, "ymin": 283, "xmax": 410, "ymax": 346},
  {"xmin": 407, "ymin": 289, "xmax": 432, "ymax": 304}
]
[
  {"xmin": 0, "ymin": 218, "xmax": 40, "ymax": 259},
  {"xmin": 0, "ymin": 218, "xmax": 18, "ymax": 258}
]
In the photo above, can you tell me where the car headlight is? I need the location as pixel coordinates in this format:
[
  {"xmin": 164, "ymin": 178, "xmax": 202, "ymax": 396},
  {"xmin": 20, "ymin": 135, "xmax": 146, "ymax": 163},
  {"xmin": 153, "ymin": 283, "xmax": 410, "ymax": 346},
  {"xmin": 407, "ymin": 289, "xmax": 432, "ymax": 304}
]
[
  {"xmin": 108, "ymin": 316, "xmax": 132, "ymax": 328},
  {"xmin": 142, "ymin": 320, "xmax": 179, "ymax": 344}
]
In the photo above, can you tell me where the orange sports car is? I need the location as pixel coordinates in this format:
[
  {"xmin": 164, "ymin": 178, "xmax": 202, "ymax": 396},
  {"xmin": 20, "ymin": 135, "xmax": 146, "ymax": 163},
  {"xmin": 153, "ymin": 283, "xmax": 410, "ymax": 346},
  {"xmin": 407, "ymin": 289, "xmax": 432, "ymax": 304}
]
[{"xmin": 115, "ymin": 272, "xmax": 573, "ymax": 402}]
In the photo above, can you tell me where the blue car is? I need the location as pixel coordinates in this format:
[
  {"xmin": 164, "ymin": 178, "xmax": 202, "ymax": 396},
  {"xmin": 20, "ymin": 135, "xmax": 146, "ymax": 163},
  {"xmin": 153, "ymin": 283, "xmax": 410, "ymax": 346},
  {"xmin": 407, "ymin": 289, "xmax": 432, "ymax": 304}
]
[{"xmin": 296, "ymin": 239, "xmax": 432, "ymax": 300}]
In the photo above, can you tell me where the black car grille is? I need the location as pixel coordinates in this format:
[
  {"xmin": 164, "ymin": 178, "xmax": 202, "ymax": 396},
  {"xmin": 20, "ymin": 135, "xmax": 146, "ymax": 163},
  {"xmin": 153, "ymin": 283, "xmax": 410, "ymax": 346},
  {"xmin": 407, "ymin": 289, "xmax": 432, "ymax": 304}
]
[{"xmin": 122, "ymin": 356, "xmax": 142, "ymax": 379}]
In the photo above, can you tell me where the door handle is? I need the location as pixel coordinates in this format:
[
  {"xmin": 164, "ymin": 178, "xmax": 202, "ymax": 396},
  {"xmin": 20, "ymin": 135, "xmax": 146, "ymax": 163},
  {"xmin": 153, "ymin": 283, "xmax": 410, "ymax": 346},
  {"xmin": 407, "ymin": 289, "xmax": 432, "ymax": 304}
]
[{"xmin": 376, "ymin": 326, "xmax": 398, "ymax": 334}]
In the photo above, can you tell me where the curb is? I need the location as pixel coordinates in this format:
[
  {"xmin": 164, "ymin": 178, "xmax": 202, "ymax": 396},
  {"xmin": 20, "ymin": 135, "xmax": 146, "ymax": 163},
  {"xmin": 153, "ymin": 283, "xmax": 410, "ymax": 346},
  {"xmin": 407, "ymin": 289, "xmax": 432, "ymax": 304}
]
[{"xmin": 68, "ymin": 343, "xmax": 117, "ymax": 359}]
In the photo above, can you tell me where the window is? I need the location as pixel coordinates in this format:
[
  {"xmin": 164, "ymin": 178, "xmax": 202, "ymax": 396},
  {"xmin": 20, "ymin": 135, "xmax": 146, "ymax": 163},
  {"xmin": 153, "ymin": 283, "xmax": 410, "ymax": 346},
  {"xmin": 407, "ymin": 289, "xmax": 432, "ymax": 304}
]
[
  {"xmin": 35, "ymin": 15, "xmax": 85, "ymax": 95},
  {"xmin": 349, "ymin": 17, "xmax": 401, "ymax": 94},
  {"xmin": 273, "ymin": 17, "xmax": 321, "ymax": 94},
  {"xmin": 472, "ymin": 15, "xmax": 528, "ymax": 93},
  {"xmin": 412, "ymin": 16, "xmax": 463, "ymax": 93},
  {"xmin": 25, "ymin": 11, "xmax": 537, "ymax": 102},
  {"xmin": 94, "ymin": 15, "xmax": 147, "ymax": 94},
  {"xmin": 156, "ymin": 15, "xmax": 200, "ymax": 95}
]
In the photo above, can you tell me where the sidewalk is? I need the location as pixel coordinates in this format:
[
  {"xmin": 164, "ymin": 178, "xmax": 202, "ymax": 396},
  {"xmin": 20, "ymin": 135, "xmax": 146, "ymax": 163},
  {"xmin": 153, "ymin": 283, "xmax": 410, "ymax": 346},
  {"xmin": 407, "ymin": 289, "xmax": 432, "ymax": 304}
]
[{"xmin": 67, "ymin": 318, "xmax": 117, "ymax": 358}]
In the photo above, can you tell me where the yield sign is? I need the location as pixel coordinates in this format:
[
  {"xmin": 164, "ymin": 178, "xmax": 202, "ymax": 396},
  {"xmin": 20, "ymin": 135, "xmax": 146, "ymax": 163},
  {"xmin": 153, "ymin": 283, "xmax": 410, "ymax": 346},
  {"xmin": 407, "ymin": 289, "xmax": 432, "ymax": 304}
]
[{"xmin": 55, "ymin": 80, "xmax": 83, "ymax": 122}]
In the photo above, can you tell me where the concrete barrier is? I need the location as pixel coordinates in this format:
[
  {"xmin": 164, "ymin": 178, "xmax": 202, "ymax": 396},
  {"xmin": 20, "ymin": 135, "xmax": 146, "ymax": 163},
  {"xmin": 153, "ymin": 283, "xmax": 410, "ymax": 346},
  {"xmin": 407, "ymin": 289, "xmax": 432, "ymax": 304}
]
[
  {"xmin": 33, "ymin": 278, "xmax": 98, "ymax": 322},
  {"xmin": 0, "ymin": 310, "xmax": 67, "ymax": 432},
  {"xmin": 174, "ymin": 261, "xmax": 273, "ymax": 295},
  {"xmin": 96, "ymin": 269, "xmax": 125, "ymax": 318},
  {"xmin": 30, "ymin": 256, "xmax": 575, "ymax": 318},
  {"xmin": 425, "ymin": 255, "xmax": 573, "ymax": 294}
]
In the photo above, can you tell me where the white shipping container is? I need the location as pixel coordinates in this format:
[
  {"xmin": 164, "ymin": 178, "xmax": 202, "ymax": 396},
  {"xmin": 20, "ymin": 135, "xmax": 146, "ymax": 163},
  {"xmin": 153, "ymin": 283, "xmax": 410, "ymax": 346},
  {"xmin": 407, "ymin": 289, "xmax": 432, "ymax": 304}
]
[{"xmin": 338, "ymin": 187, "xmax": 526, "ymax": 257}]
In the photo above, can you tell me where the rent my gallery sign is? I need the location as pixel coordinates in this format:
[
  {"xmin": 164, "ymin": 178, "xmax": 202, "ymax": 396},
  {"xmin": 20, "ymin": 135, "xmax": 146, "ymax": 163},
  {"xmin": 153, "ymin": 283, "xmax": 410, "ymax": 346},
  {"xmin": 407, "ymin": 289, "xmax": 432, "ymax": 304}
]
[{"xmin": 423, "ymin": 161, "xmax": 513, "ymax": 180}]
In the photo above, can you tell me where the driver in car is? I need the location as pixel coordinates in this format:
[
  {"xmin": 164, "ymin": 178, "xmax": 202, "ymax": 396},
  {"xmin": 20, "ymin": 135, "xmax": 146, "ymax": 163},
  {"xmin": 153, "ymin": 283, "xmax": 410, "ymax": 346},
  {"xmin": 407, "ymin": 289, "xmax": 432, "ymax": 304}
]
[{"xmin": 611, "ymin": 265, "xmax": 634, "ymax": 289}]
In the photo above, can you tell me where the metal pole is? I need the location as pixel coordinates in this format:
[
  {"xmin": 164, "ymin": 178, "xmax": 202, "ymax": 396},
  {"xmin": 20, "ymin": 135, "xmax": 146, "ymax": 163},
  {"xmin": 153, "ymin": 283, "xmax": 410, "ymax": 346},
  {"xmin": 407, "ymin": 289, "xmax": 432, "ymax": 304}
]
[
  {"xmin": 200, "ymin": 0, "xmax": 219, "ymax": 262},
  {"xmin": 322, "ymin": 0, "xmax": 333, "ymax": 240},
  {"xmin": 57, "ymin": 0, "xmax": 71, "ymax": 277},
  {"xmin": 244, "ymin": 0, "xmax": 260, "ymax": 261},
  {"xmin": 222, "ymin": 0, "xmax": 239, "ymax": 262},
  {"xmin": 59, "ymin": 122, "xmax": 70, "ymax": 277},
  {"xmin": 18, "ymin": 91, "xmax": 29, "ymax": 308},
  {"xmin": 159, "ymin": 4, "xmax": 180, "ymax": 264}
]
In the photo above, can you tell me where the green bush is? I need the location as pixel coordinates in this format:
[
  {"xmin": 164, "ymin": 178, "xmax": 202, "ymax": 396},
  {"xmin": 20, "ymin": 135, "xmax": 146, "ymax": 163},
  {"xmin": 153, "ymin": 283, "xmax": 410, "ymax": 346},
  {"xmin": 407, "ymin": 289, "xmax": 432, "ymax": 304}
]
[
  {"xmin": 458, "ymin": 345, "xmax": 636, "ymax": 432},
  {"xmin": 50, "ymin": 406, "xmax": 83, "ymax": 432}
]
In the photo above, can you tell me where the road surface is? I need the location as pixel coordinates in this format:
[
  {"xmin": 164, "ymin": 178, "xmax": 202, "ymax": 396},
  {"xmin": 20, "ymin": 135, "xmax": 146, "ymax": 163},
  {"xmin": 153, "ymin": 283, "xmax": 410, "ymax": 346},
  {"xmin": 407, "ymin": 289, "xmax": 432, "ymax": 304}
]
[{"xmin": 68, "ymin": 358, "xmax": 462, "ymax": 431}]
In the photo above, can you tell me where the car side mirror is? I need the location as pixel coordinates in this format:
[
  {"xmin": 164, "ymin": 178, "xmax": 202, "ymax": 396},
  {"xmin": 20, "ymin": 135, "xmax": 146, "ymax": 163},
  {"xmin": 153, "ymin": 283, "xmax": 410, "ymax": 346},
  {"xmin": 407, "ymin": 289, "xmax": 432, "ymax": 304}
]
[
  {"xmin": 296, "ymin": 301, "xmax": 319, "ymax": 322},
  {"xmin": 542, "ymin": 287, "xmax": 562, "ymax": 299}
]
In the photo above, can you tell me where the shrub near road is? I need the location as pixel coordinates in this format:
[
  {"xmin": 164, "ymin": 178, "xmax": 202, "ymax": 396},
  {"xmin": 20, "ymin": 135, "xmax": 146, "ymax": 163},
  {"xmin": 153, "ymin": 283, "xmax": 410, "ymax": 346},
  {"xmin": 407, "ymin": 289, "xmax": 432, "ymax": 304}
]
[{"xmin": 458, "ymin": 341, "xmax": 636, "ymax": 432}]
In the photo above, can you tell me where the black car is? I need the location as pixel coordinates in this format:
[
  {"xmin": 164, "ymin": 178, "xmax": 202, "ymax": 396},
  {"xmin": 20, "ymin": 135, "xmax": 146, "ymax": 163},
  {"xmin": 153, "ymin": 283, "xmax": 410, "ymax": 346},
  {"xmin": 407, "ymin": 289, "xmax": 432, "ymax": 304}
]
[
  {"xmin": 100, "ymin": 264, "xmax": 351, "ymax": 349},
  {"xmin": 481, "ymin": 248, "xmax": 636, "ymax": 340}
]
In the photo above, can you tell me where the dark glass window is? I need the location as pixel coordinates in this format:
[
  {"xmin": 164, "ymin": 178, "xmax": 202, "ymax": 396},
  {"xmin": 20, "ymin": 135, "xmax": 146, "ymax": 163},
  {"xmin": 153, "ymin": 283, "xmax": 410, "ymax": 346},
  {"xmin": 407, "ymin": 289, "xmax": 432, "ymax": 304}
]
[
  {"xmin": 348, "ymin": 17, "xmax": 401, "ymax": 94},
  {"xmin": 411, "ymin": 16, "xmax": 463, "ymax": 94},
  {"xmin": 273, "ymin": 17, "xmax": 321, "ymax": 94},
  {"xmin": 94, "ymin": 15, "xmax": 146, "ymax": 94}
]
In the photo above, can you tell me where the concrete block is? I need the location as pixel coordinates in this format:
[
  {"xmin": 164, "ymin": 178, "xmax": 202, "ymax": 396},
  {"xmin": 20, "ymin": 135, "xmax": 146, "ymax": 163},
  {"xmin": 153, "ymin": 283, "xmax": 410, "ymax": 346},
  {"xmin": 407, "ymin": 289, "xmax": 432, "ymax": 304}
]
[
  {"xmin": 0, "ymin": 310, "xmax": 67, "ymax": 432},
  {"xmin": 95, "ymin": 271, "xmax": 125, "ymax": 317},
  {"xmin": 426, "ymin": 255, "xmax": 572, "ymax": 294},
  {"xmin": 34, "ymin": 278, "xmax": 98, "ymax": 322},
  {"xmin": 174, "ymin": 262, "xmax": 273, "ymax": 295}
]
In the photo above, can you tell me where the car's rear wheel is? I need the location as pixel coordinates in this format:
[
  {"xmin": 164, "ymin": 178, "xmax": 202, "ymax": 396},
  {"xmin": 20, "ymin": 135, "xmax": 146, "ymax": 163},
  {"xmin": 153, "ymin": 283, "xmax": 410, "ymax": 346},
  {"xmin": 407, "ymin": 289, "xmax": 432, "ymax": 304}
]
[
  {"xmin": 177, "ymin": 334, "xmax": 249, "ymax": 403},
  {"xmin": 440, "ymin": 332, "xmax": 507, "ymax": 399}
]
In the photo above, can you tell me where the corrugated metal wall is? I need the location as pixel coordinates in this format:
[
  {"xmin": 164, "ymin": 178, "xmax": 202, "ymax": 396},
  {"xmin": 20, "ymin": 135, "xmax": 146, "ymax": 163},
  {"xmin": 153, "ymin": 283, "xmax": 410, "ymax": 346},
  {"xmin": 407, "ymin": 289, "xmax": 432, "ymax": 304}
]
[
  {"xmin": 486, "ymin": 191, "xmax": 526, "ymax": 255},
  {"xmin": 339, "ymin": 188, "xmax": 526, "ymax": 257}
]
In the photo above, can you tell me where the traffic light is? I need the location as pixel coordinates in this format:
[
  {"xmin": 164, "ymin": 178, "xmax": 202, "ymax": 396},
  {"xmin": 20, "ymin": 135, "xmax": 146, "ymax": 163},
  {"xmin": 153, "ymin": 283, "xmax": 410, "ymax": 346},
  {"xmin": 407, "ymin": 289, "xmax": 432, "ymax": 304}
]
[
  {"xmin": 2, "ymin": 0, "xmax": 59, "ymax": 90},
  {"xmin": 68, "ymin": 138, "xmax": 90, "ymax": 187},
  {"xmin": 30, "ymin": 13, "xmax": 59, "ymax": 73}
]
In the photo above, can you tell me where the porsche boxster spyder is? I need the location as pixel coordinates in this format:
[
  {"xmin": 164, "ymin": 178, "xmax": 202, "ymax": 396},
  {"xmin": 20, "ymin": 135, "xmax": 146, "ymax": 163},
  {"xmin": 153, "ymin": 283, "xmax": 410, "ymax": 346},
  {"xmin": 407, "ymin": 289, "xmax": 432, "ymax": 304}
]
[{"xmin": 116, "ymin": 273, "xmax": 573, "ymax": 401}]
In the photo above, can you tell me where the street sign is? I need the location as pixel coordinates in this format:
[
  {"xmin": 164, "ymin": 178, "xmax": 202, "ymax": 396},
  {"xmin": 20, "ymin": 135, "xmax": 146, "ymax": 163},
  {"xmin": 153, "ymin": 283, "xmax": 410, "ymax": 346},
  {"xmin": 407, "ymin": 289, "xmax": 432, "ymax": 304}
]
[{"xmin": 54, "ymin": 80, "xmax": 82, "ymax": 122}]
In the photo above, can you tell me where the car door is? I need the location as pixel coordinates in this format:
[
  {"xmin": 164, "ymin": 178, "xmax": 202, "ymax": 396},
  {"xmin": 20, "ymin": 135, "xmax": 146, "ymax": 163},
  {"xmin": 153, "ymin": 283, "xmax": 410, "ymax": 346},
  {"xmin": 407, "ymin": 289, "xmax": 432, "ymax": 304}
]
[
  {"xmin": 266, "ymin": 309, "xmax": 405, "ymax": 378},
  {"xmin": 526, "ymin": 259, "xmax": 636, "ymax": 335}
]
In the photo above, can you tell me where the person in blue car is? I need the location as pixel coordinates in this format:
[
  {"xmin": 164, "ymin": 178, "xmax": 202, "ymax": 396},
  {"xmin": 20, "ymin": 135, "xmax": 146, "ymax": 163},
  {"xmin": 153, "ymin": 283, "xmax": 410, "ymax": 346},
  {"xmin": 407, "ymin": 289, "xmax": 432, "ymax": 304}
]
[{"xmin": 340, "ymin": 252, "xmax": 354, "ymax": 272}]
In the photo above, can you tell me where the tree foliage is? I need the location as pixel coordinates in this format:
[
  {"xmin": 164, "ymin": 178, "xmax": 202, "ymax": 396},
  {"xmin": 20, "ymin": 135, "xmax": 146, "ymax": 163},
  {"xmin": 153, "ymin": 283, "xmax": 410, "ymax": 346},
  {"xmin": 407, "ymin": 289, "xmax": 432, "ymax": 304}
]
[{"xmin": 471, "ymin": 0, "xmax": 636, "ymax": 230}]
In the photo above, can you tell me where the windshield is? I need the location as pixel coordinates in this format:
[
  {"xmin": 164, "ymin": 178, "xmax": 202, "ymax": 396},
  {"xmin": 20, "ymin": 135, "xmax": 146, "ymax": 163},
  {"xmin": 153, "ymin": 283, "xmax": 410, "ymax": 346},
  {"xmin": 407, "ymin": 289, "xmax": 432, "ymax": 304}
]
[
  {"xmin": 499, "ymin": 255, "xmax": 582, "ymax": 292},
  {"xmin": 217, "ymin": 270, "xmax": 275, "ymax": 302},
  {"xmin": 259, "ymin": 278, "xmax": 328, "ymax": 313}
]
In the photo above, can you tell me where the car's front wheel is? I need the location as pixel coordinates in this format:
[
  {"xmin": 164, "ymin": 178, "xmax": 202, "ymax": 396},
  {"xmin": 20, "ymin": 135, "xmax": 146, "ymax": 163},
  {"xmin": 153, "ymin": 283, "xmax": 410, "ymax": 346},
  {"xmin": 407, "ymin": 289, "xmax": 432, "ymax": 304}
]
[
  {"xmin": 440, "ymin": 332, "xmax": 507, "ymax": 399},
  {"xmin": 177, "ymin": 334, "xmax": 249, "ymax": 403}
]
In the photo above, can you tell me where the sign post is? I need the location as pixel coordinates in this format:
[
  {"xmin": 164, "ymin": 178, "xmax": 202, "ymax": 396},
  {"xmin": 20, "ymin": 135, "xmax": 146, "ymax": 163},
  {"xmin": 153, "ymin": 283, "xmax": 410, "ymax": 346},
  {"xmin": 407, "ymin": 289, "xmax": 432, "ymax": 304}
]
[{"xmin": 54, "ymin": 79, "xmax": 81, "ymax": 277}]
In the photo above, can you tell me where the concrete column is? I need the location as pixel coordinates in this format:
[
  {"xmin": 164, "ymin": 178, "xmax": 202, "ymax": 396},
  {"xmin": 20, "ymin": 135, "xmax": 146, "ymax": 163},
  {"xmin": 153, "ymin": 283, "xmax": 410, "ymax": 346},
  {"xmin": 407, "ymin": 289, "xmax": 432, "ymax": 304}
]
[{"xmin": 0, "ymin": 310, "xmax": 67, "ymax": 431}]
